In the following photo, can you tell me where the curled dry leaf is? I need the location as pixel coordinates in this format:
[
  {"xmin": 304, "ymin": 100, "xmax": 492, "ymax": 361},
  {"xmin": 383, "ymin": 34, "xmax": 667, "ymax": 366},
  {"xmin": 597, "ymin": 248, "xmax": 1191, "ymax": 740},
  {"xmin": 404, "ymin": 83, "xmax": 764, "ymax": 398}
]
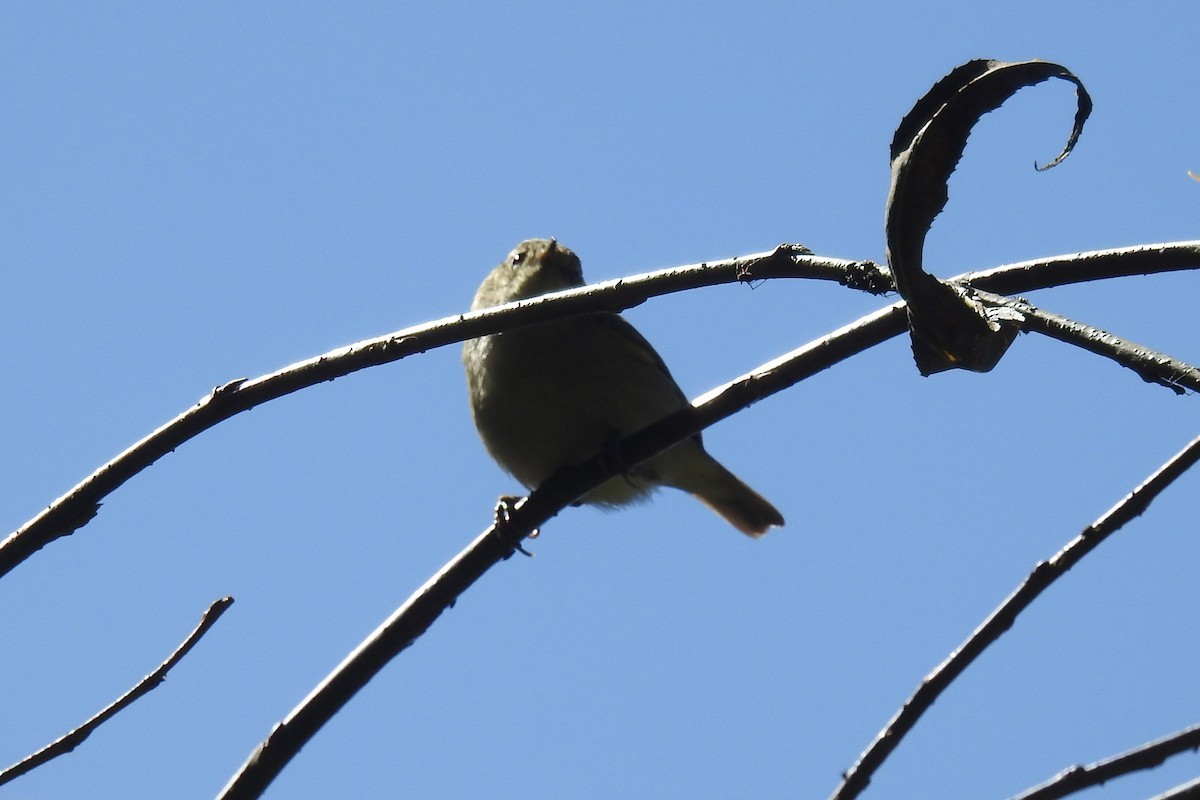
[{"xmin": 885, "ymin": 59, "xmax": 1093, "ymax": 374}]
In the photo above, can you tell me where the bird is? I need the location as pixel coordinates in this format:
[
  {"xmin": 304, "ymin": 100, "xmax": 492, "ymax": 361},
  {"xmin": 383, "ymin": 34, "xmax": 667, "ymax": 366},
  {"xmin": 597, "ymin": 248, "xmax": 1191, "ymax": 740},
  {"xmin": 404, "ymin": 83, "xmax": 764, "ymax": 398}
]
[{"xmin": 462, "ymin": 238, "xmax": 784, "ymax": 537}]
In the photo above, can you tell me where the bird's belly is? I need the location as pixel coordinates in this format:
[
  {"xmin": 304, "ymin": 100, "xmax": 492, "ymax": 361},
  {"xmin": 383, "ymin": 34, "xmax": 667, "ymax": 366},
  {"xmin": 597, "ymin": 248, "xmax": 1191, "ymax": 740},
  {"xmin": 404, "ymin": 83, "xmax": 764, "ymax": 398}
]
[{"xmin": 465, "ymin": 320, "xmax": 688, "ymax": 504}]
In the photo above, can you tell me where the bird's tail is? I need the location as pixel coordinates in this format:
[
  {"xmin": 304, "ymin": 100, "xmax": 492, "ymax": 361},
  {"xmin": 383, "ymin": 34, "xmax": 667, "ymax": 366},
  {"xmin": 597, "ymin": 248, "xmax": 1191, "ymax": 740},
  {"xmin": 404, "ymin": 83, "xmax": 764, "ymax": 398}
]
[{"xmin": 669, "ymin": 448, "xmax": 785, "ymax": 537}]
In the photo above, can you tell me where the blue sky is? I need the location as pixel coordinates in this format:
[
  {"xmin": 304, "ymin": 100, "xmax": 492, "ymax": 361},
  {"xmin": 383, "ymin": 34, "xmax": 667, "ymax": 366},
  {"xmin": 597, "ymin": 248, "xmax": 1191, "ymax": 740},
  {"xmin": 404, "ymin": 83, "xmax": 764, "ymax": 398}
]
[{"xmin": 1, "ymin": 3, "xmax": 1198, "ymax": 798}]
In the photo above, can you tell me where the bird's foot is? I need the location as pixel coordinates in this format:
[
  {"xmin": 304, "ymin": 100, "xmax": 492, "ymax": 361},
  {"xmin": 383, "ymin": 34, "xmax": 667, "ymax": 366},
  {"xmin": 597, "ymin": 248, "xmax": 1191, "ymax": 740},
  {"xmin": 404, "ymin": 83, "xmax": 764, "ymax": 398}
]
[{"xmin": 493, "ymin": 495, "xmax": 536, "ymax": 557}]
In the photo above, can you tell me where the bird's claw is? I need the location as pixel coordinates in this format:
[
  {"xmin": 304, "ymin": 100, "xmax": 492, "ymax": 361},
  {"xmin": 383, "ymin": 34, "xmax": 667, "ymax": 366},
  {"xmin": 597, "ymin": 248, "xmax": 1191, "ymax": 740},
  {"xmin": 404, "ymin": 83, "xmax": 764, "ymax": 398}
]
[{"xmin": 493, "ymin": 495, "xmax": 536, "ymax": 557}]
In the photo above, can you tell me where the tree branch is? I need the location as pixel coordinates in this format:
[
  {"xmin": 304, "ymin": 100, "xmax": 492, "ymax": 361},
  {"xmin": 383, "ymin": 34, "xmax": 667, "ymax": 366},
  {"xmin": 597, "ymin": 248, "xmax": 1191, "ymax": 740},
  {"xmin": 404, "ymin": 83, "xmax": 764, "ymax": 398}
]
[
  {"xmin": 962, "ymin": 242, "xmax": 1200, "ymax": 296},
  {"xmin": 1148, "ymin": 774, "xmax": 1200, "ymax": 800},
  {"xmin": 215, "ymin": 524, "xmax": 515, "ymax": 799},
  {"xmin": 4, "ymin": 242, "xmax": 1197, "ymax": 581},
  {"xmin": 968, "ymin": 288, "xmax": 1200, "ymax": 394},
  {"xmin": 0, "ymin": 245, "xmax": 852, "ymax": 579},
  {"xmin": 0, "ymin": 597, "xmax": 233, "ymax": 788},
  {"xmin": 1006, "ymin": 722, "xmax": 1200, "ymax": 800},
  {"xmin": 0, "ymin": 238, "xmax": 1186, "ymax": 793},
  {"xmin": 830, "ymin": 433, "xmax": 1200, "ymax": 800}
]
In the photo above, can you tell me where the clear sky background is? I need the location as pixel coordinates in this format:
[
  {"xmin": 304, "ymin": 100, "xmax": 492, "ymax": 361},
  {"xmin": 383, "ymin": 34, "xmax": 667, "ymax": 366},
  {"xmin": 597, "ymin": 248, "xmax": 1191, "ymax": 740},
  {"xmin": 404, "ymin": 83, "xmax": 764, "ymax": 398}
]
[{"xmin": 1, "ymin": 3, "xmax": 1198, "ymax": 799}]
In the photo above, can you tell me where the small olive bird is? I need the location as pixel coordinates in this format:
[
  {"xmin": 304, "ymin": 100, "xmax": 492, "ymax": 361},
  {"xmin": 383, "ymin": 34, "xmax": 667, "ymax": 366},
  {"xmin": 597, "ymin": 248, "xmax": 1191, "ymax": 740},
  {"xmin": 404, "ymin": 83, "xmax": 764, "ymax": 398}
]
[{"xmin": 462, "ymin": 238, "xmax": 783, "ymax": 536}]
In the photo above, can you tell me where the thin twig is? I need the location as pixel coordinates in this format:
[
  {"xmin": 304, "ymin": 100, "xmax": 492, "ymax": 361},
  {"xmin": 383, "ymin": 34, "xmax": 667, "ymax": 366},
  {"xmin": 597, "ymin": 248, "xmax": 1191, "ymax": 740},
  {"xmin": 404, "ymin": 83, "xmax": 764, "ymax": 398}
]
[
  {"xmin": 831, "ymin": 433, "xmax": 1200, "ymax": 800},
  {"xmin": 969, "ymin": 288, "xmax": 1200, "ymax": 394},
  {"xmin": 215, "ymin": 527, "xmax": 511, "ymax": 799},
  {"xmin": 961, "ymin": 242, "xmax": 1200, "ymax": 295},
  {"xmin": 1149, "ymin": 774, "xmax": 1200, "ymax": 800},
  {"xmin": 0, "ymin": 597, "xmax": 233, "ymax": 788},
  {"xmin": 1007, "ymin": 722, "xmax": 1200, "ymax": 800}
]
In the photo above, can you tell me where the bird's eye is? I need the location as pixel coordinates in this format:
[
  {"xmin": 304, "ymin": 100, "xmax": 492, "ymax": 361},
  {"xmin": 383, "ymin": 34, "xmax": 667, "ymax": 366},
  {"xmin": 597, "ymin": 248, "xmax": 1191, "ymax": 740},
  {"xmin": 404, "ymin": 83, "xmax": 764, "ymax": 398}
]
[{"xmin": 510, "ymin": 251, "xmax": 524, "ymax": 268}]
